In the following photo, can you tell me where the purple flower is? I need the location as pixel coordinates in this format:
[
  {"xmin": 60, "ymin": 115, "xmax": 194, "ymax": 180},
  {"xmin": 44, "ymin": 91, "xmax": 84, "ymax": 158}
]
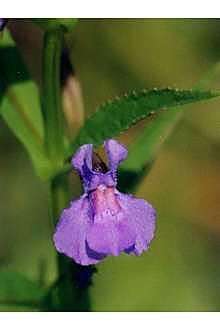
[{"xmin": 53, "ymin": 139, "xmax": 156, "ymax": 265}]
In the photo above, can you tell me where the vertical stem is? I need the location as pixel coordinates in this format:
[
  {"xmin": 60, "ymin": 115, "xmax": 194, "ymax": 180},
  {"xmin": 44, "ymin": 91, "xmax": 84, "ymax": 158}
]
[
  {"xmin": 42, "ymin": 28, "xmax": 64, "ymax": 172},
  {"xmin": 41, "ymin": 28, "xmax": 92, "ymax": 311},
  {"xmin": 50, "ymin": 175, "xmax": 74, "ymax": 309}
]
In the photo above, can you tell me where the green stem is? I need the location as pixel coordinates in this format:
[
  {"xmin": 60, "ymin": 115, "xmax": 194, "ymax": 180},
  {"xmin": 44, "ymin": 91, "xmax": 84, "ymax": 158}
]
[
  {"xmin": 42, "ymin": 28, "xmax": 64, "ymax": 172},
  {"xmin": 41, "ymin": 28, "xmax": 92, "ymax": 311},
  {"xmin": 50, "ymin": 175, "xmax": 73, "ymax": 309}
]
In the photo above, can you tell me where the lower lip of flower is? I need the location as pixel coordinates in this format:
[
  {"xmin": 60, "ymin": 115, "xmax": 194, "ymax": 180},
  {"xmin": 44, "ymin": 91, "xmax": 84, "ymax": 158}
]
[{"xmin": 90, "ymin": 185, "xmax": 121, "ymax": 221}]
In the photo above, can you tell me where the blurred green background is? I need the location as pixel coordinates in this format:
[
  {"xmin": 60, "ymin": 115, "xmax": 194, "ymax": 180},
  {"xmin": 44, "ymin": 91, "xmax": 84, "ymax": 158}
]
[{"xmin": 1, "ymin": 19, "xmax": 220, "ymax": 311}]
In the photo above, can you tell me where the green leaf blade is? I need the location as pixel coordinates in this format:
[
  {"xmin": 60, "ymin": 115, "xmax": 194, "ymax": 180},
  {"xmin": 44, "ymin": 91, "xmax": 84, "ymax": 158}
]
[
  {"xmin": 0, "ymin": 30, "xmax": 51, "ymax": 179},
  {"xmin": 69, "ymin": 88, "xmax": 220, "ymax": 156},
  {"xmin": 122, "ymin": 108, "xmax": 181, "ymax": 172},
  {"xmin": 122, "ymin": 62, "xmax": 220, "ymax": 176}
]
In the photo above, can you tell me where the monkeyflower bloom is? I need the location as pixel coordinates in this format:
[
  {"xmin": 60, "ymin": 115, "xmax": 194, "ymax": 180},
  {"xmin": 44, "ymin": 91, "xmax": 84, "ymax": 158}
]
[{"xmin": 53, "ymin": 139, "xmax": 156, "ymax": 265}]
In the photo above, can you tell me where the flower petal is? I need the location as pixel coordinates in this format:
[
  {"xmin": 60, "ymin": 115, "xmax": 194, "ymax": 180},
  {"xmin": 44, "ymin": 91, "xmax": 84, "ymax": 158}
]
[
  {"xmin": 71, "ymin": 144, "xmax": 93, "ymax": 176},
  {"xmin": 53, "ymin": 195, "xmax": 105, "ymax": 265},
  {"xmin": 86, "ymin": 188, "xmax": 155, "ymax": 257},
  {"xmin": 104, "ymin": 139, "xmax": 128, "ymax": 171},
  {"xmin": 86, "ymin": 221, "xmax": 136, "ymax": 256},
  {"xmin": 117, "ymin": 192, "xmax": 156, "ymax": 255}
]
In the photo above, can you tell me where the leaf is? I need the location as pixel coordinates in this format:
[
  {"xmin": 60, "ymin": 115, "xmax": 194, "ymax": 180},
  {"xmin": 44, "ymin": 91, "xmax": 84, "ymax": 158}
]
[
  {"xmin": 0, "ymin": 30, "xmax": 51, "ymax": 179},
  {"xmin": 122, "ymin": 61, "xmax": 220, "ymax": 175},
  {"xmin": 68, "ymin": 88, "xmax": 220, "ymax": 157},
  {"xmin": 122, "ymin": 108, "xmax": 181, "ymax": 172},
  {"xmin": 0, "ymin": 271, "xmax": 45, "ymax": 310},
  {"xmin": 33, "ymin": 19, "xmax": 78, "ymax": 33},
  {"xmin": 118, "ymin": 109, "xmax": 181, "ymax": 193}
]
